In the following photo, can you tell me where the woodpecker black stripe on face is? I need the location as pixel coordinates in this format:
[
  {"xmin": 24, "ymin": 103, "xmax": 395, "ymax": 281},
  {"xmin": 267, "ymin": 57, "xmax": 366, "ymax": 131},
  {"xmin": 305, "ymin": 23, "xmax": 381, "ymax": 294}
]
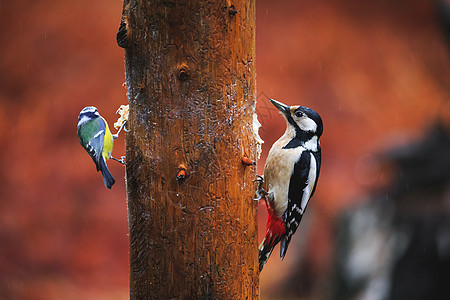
[
  {"xmin": 286, "ymin": 107, "xmax": 323, "ymax": 141},
  {"xmin": 258, "ymin": 98, "xmax": 322, "ymax": 271}
]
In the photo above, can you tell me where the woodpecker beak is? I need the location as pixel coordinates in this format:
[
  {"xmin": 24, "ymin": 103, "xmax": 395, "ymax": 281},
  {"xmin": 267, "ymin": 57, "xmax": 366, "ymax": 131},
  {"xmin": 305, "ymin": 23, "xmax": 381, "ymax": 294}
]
[{"xmin": 270, "ymin": 99, "xmax": 290, "ymax": 115}]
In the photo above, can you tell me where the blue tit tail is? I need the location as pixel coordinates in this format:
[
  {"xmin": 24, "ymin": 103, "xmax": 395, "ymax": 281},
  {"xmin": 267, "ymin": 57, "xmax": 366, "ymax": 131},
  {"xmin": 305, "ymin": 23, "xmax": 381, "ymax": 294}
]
[{"xmin": 99, "ymin": 157, "xmax": 115, "ymax": 189}]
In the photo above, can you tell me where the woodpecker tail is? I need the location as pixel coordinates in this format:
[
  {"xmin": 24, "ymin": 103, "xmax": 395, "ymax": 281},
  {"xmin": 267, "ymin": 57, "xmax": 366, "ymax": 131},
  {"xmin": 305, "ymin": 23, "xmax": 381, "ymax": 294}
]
[
  {"xmin": 259, "ymin": 211, "xmax": 286, "ymax": 271},
  {"xmin": 99, "ymin": 158, "xmax": 115, "ymax": 189},
  {"xmin": 280, "ymin": 214, "xmax": 302, "ymax": 259}
]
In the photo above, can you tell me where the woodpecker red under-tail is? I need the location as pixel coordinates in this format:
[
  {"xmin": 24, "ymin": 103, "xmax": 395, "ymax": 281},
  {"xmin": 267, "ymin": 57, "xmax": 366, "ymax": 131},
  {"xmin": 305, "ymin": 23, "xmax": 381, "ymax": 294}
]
[{"xmin": 256, "ymin": 99, "xmax": 323, "ymax": 271}]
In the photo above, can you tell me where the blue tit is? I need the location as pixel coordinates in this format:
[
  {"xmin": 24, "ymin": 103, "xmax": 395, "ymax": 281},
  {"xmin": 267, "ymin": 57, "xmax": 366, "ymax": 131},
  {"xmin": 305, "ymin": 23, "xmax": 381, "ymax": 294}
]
[{"xmin": 77, "ymin": 106, "xmax": 116, "ymax": 189}]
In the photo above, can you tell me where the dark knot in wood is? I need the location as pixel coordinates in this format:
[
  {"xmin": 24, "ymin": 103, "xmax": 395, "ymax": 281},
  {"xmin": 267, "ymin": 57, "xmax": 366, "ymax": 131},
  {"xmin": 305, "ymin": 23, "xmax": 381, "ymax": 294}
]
[
  {"xmin": 177, "ymin": 64, "xmax": 190, "ymax": 81},
  {"xmin": 228, "ymin": 5, "xmax": 238, "ymax": 16},
  {"xmin": 242, "ymin": 156, "xmax": 255, "ymax": 166},
  {"xmin": 176, "ymin": 164, "xmax": 187, "ymax": 181}
]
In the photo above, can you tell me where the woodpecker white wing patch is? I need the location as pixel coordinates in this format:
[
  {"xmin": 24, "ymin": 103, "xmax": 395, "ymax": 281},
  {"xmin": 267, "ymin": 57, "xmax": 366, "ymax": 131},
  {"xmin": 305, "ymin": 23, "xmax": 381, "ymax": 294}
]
[
  {"xmin": 301, "ymin": 153, "xmax": 317, "ymax": 212},
  {"xmin": 285, "ymin": 150, "xmax": 310, "ymax": 220},
  {"xmin": 280, "ymin": 149, "xmax": 320, "ymax": 258}
]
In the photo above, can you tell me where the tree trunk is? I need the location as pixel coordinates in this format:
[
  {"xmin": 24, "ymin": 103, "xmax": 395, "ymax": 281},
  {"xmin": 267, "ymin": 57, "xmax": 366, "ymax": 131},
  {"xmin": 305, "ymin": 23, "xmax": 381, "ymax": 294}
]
[{"xmin": 120, "ymin": 0, "xmax": 258, "ymax": 299}]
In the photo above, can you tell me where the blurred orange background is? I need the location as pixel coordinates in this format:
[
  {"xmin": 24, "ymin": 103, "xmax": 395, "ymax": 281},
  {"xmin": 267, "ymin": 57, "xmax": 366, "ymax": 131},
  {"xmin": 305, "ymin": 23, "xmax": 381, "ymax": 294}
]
[{"xmin": 0, "ymin": 0, "xmax": 448, "ymax": 299}]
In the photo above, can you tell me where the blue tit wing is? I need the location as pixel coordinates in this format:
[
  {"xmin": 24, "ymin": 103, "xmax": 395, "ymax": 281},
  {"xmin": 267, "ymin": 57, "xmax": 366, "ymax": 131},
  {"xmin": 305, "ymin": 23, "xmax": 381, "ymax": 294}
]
[
  {"xmin": 280, "ymin": 149, "xmax": 319, "ymax": 259},
  {"xmin": 78, "ymin": 117, "xmax": 106, "ymax": 170},
  {"xmin": 88, "ymin": 119, "xmax": 106, "ymax": 171}
]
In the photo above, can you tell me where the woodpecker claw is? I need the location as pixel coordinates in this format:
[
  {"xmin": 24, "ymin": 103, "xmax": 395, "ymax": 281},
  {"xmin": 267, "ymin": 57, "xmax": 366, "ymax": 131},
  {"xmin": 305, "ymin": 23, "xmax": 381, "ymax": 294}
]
[
  {"xmin": 254, "ymin": 174, "xmax": 264, "ymax": 182},
  {"xmin": 254, "ymin": 175, "xmax": 268, "ymax": 201}
]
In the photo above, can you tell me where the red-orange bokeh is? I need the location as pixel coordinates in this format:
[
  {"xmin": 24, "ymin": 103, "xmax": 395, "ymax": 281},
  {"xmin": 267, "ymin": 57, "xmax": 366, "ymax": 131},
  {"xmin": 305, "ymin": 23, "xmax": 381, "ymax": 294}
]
[{"xmin": 0, "ymin": 0, "xmax": 448, "ymax": 299}]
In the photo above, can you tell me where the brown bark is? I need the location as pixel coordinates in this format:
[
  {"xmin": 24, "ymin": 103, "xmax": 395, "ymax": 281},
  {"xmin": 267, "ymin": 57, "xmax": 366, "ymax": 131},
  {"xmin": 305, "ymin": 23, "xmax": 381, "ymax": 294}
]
[{"xmin": 121, "ymin": 0, "xmax": 258, "ymax": 299}]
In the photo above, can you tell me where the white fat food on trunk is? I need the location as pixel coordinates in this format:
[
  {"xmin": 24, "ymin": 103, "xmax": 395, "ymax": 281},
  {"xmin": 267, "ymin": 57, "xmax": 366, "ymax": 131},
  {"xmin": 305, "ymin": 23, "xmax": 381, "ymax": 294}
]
[{"xmin": 252, "ymin": 113, "xmax": 264, "ymax": 159}]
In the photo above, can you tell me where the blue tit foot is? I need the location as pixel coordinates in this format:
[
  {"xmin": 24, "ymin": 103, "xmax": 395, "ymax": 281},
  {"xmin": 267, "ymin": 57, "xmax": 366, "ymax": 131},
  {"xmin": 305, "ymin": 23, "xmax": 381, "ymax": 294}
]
[
  {"xmin": 113, "ymin": 121, "xmax": 128, "ymax": 140},
  {"xmin": 111, "ymin": 156, "xmax": 126, "ymax": 165}
]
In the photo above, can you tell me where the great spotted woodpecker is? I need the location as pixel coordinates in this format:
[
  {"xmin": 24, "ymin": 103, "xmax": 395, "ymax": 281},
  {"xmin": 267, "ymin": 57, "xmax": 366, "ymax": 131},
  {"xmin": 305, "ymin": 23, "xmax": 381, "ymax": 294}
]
[{"xmin": 256, "ymin": 99, "xmax": 323, "ymax": 271}]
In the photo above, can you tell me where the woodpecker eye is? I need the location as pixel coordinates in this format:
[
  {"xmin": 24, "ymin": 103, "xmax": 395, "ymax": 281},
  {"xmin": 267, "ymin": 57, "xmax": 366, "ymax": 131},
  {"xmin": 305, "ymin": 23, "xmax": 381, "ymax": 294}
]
[{"xmin": 294, "ymin": 111, "xmax": 303, "ymax": 118}]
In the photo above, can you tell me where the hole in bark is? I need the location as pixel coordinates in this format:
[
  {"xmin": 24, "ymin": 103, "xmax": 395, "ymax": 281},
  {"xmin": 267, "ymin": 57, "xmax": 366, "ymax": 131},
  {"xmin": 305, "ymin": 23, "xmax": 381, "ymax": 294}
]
[
  {"xmin": 228, "ymin": 5, "xmax": 238, "ymax": 16},
  {"xmin": 177, "ymin": 65, "xmax": 190, "ymax": 81}
]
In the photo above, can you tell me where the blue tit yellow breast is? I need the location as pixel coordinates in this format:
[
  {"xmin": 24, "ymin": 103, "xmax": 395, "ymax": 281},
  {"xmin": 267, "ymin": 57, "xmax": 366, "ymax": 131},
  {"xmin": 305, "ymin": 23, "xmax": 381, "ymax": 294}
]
[{"xmin": 101, "ymin": 117, "xmax": 114, "ymax": 161}]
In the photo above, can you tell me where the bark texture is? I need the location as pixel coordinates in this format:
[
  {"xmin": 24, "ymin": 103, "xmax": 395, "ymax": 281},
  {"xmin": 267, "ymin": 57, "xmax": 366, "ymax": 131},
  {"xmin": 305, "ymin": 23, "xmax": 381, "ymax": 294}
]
[{"xmin": 121, "ymin": 0, "xmax": 258, "ymax": 299}]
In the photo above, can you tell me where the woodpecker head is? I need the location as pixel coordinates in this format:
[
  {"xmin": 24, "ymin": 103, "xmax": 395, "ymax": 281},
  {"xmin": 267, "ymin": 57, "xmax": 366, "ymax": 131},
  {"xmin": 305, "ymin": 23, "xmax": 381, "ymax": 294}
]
[
  {"xmin": 270, "ymin": 99, "xmax": 323, "ymax": 139},
  {"xmin": 78, "ymin": 106, "xmax": 101, "ymax": 127}
]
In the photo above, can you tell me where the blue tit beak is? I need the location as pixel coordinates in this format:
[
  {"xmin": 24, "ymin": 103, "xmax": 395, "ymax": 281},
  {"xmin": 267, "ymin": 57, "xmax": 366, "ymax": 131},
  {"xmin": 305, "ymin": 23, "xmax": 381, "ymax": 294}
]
[{"xmin": 270, "ymin": 99, "xmax": 290, "ymax": 115}]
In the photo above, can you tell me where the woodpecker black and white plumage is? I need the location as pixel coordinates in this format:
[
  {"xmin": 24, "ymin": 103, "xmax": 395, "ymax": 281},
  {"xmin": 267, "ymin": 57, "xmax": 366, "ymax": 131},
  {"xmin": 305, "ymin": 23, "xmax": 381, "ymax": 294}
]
[{"xmin": 256, "ymin": 99, "xmax": 323, "ymax": 271}]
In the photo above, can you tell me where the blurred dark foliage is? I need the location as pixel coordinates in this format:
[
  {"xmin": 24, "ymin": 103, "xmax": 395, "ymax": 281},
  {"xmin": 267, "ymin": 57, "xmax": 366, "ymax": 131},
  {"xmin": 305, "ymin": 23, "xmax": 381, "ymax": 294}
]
[
  {"xmin": 388, "ymin": 123, "xmax": 450, "ymax": 300},
  {"xmin": 331, "ymin": 123, "xmax": 450, "ymax": 300},
  {"xmin": 438, "ymin": 0, "xmax": 450, "ymax": 44},
  {"xmin": 387, "ymin": 122, "xmax": 450, "ymax": 197}
]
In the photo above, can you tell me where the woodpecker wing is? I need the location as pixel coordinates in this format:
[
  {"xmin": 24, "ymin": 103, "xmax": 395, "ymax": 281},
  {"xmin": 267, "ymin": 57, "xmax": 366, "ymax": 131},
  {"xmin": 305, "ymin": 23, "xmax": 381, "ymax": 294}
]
[
  {"xmin": 310, "ymin": 149, "xmax": 321, "ymax": 198},
  {"xmin": 77, "ymin": 117, "xmax": 106, "ymax": 170},
  {"xmin": 280, "ymin": 149, "xmax": 319, "ymax": 258}
]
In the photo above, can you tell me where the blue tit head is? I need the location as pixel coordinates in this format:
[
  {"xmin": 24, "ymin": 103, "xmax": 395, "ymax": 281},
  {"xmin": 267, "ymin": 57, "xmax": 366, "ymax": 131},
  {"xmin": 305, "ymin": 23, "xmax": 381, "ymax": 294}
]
[
  {"xmin": 270, "ymin": 99, "xmax": 323, "ymax": 138},
  {"xmin": 78, "ymin": 106, "xmax": 100, "ymax": 127}
]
